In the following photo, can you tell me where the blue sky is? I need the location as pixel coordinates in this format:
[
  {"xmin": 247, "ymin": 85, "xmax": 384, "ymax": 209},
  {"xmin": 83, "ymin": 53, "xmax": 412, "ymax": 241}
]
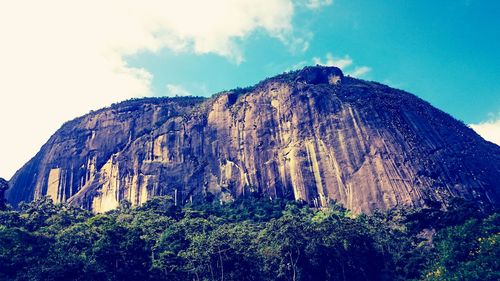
[
  {"xmin": 128, "ymin": 0, "xmax": 499, "ymax": 124},
  {"xmin": 0, "ymin": 0, "xmax": 499, "ymax": 178}
]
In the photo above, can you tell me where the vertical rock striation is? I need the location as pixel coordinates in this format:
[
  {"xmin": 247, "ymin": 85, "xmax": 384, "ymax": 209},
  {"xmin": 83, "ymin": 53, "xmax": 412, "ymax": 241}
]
[{"xmin": 6, "ymin": 66, "xmax": 500, "ymax": 213}]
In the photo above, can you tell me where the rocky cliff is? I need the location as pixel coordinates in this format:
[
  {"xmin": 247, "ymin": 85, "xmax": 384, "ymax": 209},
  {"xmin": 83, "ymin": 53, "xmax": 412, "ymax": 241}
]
[
  {"xmin": 6, "ymin": 66, "xmax": 500, "ymax": 213},
  {"xmin": 0, "ymin": 178, "xmax": 8, "ymax": 210}
]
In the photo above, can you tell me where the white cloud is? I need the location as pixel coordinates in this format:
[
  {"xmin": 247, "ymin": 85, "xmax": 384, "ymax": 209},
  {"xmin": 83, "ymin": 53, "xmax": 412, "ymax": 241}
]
[
  {"xmin": 0, "ymin": 0, "xmax": 317, "ymax": 179},
  {"xmin": 470, "ymin": 116, "xmax": 500, "ymax": 146},
  {"xmin": 304, "ymin": 0, "xmax": 333, "ymax": 9},
  {"xmin": 311, "ymin": 52, "xmax": 371, "ymax": 77},
  {"xmin": 285, "ymin": 60, "xmax": 309, "ymax": 72},
  {"xmin": 313, "ymin": 53, "xmax": 353, "ymax": 69},
  {"xmin": 347, "ymin": 66, "xmax": 372, "ymax": 77},
  {"xmin": 166, "ymin": 84, "xmax": 192, "ymax": 97}
]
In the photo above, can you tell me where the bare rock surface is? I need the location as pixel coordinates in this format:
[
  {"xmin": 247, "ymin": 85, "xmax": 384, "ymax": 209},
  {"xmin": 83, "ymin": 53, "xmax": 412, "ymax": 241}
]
[{"xmin": 6, "ymin": 66, "xmax": 500, "ymax": 213}]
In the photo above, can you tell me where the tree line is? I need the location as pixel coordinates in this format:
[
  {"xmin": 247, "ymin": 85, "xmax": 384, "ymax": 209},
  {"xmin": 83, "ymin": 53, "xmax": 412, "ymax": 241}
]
[{"xmin": 0, "ymin": 195, "xmax": 498, "ymax": 281}]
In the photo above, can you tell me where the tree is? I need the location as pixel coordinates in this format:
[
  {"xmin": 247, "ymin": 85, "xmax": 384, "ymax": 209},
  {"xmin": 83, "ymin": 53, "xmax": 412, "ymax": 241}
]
[
  {"xmin": 424, "ymin": 213, "xmax": 500, "ymax": 281},
  {"xmin": 257, "ymin": 204, "xmax": 313, "ymax": 281}
]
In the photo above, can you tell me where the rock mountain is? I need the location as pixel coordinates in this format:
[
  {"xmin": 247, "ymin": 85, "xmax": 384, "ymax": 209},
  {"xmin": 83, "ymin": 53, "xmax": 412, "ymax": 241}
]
[{"xmin": 6, "ymin": 66, "xmax": 500, "ymax": 213}]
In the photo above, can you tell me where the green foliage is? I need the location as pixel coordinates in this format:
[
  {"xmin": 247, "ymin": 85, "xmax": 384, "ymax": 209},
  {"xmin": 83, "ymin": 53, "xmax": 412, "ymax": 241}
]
[
  {"xmin": 423, "ymin": 213, "xmax": 500, "ymax": 281},
  {"xmin": 0, "ymin": 196, "xmax": 498, "ymax": 281}
]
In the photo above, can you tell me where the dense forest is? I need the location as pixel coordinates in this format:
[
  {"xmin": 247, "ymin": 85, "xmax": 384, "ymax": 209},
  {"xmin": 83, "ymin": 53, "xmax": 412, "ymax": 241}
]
[{"xmin": 0, "ymin": 196, "xmax": 498, "ymax": 281}]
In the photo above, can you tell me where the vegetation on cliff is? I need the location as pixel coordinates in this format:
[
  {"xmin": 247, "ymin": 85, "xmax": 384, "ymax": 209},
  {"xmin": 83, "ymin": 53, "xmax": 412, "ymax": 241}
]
[{"xmin": 0, "ymin": 196, "xmax": 498, "ymax": 281}]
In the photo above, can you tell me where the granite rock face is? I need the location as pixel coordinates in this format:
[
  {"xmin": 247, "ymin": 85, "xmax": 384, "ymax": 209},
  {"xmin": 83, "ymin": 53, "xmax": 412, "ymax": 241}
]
[
  {"xmin": 0, "ymin": 178, "xmax": 8, "ymax": 210},
  {"xmin": 6, "ymin": 66, "xmax": 500, "ymax": 213}
]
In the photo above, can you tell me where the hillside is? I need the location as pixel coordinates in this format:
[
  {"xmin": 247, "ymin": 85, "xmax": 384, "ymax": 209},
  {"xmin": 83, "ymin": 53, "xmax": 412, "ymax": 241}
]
[{"xmin": 6, "ymin": 66, "xmax": 500, "ymax": 213}]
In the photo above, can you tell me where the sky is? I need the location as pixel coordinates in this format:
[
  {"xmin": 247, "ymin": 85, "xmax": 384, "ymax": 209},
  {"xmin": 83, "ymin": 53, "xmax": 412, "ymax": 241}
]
[{"xmin": 0, "ymin": 0, "xmax": 499, "ymax": 179}]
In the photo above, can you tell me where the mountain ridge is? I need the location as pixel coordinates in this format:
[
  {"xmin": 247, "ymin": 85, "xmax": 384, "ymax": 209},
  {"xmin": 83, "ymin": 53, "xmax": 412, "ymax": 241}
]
[{"xmin": 6, "ymin": 66, "xmax": 500, "ymax": 213}]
